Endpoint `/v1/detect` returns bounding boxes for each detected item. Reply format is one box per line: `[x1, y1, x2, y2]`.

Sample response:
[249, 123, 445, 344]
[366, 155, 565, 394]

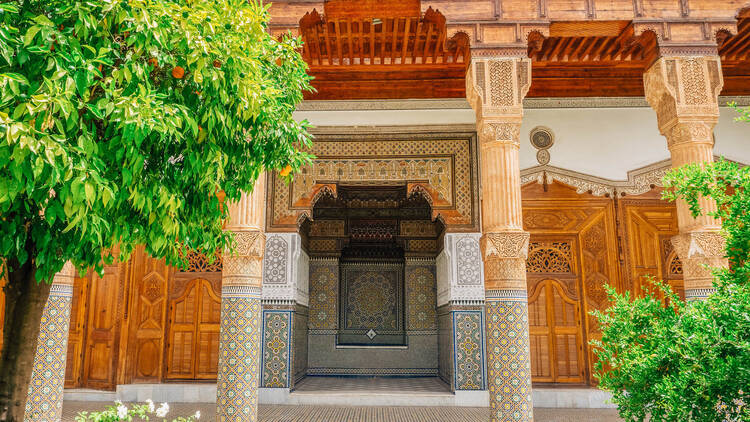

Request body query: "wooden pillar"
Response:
[467, 56, 534, 422]
[644, 56, 729, 300]
[24, 262, 75, 421]
[217, 178, 266, 421]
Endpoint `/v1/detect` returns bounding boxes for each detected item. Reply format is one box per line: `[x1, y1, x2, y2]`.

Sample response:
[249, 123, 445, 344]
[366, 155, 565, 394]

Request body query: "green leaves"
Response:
[594, 158, 750, 421]
[0, 0, 312, 282]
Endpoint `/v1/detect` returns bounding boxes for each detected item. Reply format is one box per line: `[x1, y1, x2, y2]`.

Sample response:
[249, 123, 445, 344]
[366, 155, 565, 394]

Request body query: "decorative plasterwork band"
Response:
[437, 233, 485, 307]
[295, 96, 750, 111]
[267, 134, 480, 232]
[521, 160, 674, 197]
[262, 233, 310, 306]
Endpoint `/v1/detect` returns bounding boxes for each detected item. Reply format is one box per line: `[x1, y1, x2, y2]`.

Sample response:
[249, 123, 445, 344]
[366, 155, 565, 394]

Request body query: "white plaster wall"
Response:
[715, 106, 750, 164]
[519, 107, 669, 180]
[521, 106, 749, 180]
[294, 100, 749, 181]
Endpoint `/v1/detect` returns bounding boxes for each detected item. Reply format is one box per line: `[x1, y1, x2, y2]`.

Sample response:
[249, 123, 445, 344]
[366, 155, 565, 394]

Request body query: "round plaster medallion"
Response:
[536, 149, 550, 165]
[530, 126, 554, 150]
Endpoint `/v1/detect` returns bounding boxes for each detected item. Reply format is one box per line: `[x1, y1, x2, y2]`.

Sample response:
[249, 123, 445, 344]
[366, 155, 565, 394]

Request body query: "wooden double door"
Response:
[64, 247, 223, 389]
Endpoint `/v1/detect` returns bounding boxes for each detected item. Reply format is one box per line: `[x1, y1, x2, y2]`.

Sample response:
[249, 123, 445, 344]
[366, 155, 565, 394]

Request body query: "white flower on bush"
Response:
[195, 410, 201, 419]
[156, 402, 170, 418]
[146, 398, 155, 413]
[116, 403, 128, 419]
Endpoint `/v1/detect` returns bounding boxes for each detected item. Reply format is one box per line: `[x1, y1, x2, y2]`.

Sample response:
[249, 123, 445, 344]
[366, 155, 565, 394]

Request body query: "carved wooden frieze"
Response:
[268, 136, 479, 232]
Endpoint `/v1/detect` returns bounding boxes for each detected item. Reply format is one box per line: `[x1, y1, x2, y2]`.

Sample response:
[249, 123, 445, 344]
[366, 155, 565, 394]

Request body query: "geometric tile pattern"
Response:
[269, 138, 479, 231]
[485, 298, 534, 422]
[406, 265, 437, 330]
[261, 311, 292, 388]
[308, 260, 338, 330]
[437, 308, 454, 388]
[292, 308, 308, 384]
[263, 236, 289, 284]
[453, 311, 485, 390]
[216, 292, 262, 422]
[344, 269, 399, 330]
[25, 284, 73, 422]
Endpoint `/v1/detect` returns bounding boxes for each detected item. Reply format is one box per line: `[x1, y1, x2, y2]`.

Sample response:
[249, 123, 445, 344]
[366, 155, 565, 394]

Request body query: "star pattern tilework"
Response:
[261, 311, 291, 388]
[216, 294, 262, 422]
[453, 311, 485, 390]
[486, 299, 533, 422]
[24, 286, 73, 421]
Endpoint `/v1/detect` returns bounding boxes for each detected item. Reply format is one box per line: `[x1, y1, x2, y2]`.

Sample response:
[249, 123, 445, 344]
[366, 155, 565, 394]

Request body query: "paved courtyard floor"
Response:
[63, 402, 623, 421]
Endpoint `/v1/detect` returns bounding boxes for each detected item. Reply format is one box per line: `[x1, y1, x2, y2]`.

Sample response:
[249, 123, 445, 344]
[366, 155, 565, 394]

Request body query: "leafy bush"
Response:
[592, 159, 750, 422]
[75, 400, 199, 421]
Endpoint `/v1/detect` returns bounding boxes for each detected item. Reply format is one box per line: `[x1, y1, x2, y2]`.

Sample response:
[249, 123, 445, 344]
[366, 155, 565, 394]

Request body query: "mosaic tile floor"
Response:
[294, 376, 452, 393]
[63, 402, 623, 421]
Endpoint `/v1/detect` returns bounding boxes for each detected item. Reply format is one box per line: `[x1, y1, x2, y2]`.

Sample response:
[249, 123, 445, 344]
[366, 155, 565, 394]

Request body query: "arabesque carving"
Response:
[670, 231, 728, 298]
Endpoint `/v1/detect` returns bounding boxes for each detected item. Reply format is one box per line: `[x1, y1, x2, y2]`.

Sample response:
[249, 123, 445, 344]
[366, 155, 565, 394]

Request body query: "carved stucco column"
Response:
[24, 262, 75, 421]
[644, 56, 729, 300]
[217, 177, 266, 421]
[467, 56, 533, 422]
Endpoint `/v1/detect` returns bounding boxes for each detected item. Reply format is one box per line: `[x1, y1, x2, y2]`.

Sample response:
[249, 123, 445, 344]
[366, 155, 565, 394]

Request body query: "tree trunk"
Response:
[0, 258, 52, 421]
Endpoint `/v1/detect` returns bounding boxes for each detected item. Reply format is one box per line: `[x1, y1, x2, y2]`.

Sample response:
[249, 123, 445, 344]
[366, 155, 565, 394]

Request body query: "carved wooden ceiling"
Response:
[291, 1, 750, 99]
[299, 0, 469, 100]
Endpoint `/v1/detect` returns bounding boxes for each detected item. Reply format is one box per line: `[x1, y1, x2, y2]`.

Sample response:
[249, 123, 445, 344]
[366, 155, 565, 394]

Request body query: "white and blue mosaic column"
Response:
[25, 262, 75, 421]
[436, 234, 487, 392]
[260, 233, 309, 389]
[217, 230, 265, 421]
[482, 232, 533, 422]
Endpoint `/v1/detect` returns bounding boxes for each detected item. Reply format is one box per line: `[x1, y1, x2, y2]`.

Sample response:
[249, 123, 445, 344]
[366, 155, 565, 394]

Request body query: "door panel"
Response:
[528, 279, 585, 384]
[166, 278, 221, 380]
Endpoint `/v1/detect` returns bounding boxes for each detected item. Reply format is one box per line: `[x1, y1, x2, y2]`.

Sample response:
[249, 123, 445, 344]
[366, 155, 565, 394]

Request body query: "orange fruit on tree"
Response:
[279, 165, 292, 177]
[172, 66, 185, 79]
[148, 57, 158, 68]
[213, 60, 221, 68]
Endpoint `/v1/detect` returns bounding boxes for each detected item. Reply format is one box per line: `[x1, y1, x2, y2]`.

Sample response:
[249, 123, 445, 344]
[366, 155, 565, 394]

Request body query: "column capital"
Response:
[643, 55, 723, 144]
[481, 231, 530, 294]
[671, 231, 728, 300]
[466, 56, 531, 120]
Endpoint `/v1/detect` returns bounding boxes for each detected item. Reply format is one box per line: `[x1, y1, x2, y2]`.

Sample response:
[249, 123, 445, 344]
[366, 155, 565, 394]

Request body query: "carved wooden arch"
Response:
[294, 181, 449, 229]
[268, 133, 480, 232]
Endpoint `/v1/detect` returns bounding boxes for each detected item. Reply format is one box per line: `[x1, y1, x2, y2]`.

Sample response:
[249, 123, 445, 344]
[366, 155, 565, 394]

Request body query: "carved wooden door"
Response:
[82, 264, 124, 389]
[165, 278, 221, 380]
[121, 247, 170, 384]
[65, 274, 90, 388]
[528, 279, 585, 383]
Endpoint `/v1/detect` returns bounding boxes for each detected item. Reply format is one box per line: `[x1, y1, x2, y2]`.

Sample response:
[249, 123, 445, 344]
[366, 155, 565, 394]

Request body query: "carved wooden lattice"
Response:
[185, 250, 222, 272]
[527, 242, 573, 274]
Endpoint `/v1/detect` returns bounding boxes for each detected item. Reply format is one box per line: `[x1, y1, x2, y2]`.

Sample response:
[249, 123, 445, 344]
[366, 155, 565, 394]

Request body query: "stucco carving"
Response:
[481, 232, 530, 260]
[261, 233, 309, 306]
[230, 231, 266, 258]
[670, 231, 728, 299]
[644, 56, 723, 148]
[436, 234, 485, 306]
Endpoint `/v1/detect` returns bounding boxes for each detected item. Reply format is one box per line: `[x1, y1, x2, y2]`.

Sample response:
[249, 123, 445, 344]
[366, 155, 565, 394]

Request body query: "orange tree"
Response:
[0, 0, 311, 419]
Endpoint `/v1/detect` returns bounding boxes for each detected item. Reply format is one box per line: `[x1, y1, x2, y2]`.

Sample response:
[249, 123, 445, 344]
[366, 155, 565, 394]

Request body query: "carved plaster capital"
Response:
[671, 231, 728, 296]
[226, 230, 266, 259]
[478, 121, 522, 146]
[671, 231, 726, 260]
[480, 231, 530, 260]
[643, 56, 723, 138]
[467, 56, 531, 120]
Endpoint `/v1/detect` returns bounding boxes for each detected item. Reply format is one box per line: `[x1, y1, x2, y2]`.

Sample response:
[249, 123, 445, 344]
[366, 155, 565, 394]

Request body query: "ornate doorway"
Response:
[304, 185, 442, 376]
